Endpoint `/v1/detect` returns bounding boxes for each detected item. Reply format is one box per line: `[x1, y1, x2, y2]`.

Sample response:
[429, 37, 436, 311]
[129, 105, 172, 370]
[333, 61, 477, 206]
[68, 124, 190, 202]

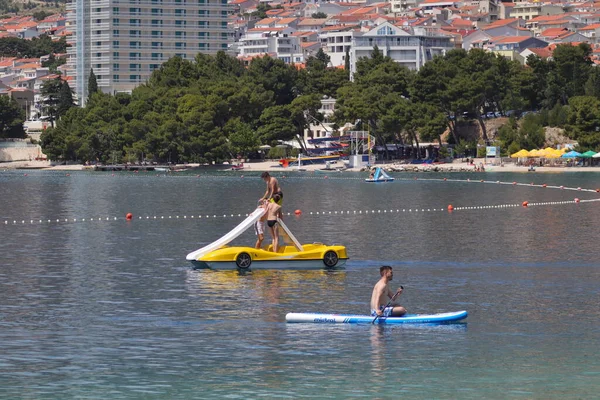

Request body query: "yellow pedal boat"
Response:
[186, 207, 348, 271]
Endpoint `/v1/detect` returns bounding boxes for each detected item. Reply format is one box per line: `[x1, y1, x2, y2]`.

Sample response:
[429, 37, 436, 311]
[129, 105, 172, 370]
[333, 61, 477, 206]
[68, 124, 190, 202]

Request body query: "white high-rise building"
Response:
[66, 0, 232, 104]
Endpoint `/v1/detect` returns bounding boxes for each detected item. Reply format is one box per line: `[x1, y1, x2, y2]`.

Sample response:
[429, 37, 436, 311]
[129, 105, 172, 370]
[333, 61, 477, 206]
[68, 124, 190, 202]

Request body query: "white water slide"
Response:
[185, 207, 304, 261]
[186, 207, 266, 261]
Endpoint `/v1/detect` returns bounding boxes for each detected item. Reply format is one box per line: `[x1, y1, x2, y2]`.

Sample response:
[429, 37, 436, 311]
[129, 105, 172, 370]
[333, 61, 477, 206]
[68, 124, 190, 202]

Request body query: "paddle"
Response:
[372, 285, 403, 324]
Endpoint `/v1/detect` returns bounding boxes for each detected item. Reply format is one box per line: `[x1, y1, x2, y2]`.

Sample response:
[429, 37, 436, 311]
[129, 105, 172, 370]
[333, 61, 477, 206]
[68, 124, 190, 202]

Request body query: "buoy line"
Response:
[2, 198, 599, 227]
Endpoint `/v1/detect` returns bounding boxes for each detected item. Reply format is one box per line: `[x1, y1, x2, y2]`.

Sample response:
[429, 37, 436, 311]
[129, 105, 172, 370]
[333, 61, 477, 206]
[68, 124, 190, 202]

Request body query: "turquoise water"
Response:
[1, 169, 599, 398]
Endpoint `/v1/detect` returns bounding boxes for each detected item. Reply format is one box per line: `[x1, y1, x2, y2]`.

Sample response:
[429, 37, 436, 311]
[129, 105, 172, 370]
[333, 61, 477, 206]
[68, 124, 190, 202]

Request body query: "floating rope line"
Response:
[2, 177, 598, 227]
[3, 198, 599, 227]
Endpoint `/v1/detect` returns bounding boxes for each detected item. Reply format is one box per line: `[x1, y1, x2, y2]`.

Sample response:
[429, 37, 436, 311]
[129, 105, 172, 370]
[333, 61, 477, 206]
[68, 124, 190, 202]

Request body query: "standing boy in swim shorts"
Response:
[370, 266, 406, 317]
[254, 200, 267, 249]
[265, 194, 283, 252]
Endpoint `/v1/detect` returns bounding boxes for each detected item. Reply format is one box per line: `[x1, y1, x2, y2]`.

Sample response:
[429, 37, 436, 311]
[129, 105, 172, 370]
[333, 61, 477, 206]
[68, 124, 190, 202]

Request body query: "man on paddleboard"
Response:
[370, 266, 406, 317]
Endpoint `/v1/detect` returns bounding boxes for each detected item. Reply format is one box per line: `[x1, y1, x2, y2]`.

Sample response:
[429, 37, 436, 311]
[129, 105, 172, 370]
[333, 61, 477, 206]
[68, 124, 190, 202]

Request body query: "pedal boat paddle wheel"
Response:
[186, 207, 348, 271]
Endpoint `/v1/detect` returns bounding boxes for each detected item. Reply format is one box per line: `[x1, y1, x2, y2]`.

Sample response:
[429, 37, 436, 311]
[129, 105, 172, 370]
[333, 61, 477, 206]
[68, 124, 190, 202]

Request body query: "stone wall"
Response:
[0, 146, 46, 162]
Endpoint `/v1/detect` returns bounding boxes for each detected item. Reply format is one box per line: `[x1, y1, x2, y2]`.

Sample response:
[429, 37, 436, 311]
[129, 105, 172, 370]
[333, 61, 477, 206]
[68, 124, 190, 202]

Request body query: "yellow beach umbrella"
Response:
[510, 149, 529, 158]
[528, 149, 543, 157]
[545, 150, 562, 159]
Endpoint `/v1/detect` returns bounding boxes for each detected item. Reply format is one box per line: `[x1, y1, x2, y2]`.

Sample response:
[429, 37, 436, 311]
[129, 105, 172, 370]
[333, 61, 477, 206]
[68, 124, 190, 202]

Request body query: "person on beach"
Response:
[370, 266, 406, 317]
[265, 194, 283, 252]
[261, 172, 283, 205]
[254, 200, 267, 249]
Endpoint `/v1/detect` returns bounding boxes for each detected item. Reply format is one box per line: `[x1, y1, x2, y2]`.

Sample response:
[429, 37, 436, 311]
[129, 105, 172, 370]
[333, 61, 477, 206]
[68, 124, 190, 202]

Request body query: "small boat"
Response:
[231, 162, 245, 171]
[365, 167, 394, 182]
[280, 154, 340, 167]
[285, 310, 468, 324]
[186, 207, 348, 271]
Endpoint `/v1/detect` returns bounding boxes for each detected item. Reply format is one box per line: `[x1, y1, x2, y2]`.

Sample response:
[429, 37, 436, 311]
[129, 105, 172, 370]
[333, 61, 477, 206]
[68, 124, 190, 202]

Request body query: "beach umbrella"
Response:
[593, 151, 600, 158]
[561, 150, 582, 158]
[579, 150, 597, 158]
[544, 149, 562, 159]
[510, 149, 529, 158]
[528, 149, 543, 157]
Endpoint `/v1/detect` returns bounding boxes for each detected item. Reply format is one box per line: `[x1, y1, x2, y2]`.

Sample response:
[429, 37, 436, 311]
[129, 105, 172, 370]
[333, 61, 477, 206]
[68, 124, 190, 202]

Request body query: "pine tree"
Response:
[0, 95, 27, 138]
[58, 80, 76, 115]
[345, 48, 350, 78]
[87, 68, 98, 103]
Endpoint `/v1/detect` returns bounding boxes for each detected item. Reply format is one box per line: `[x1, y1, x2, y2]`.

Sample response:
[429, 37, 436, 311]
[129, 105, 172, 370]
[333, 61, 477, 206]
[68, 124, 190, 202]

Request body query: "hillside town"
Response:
[1, 0, 600, 164]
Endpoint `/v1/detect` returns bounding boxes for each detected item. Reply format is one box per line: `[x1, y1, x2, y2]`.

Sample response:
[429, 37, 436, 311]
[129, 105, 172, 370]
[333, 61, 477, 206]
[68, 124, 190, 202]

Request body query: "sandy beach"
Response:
[2, 159, 600, 173]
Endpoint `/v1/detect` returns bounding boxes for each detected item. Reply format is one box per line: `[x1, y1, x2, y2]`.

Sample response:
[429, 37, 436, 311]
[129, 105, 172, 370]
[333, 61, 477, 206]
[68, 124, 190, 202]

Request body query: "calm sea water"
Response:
[1, 168, 599, 399]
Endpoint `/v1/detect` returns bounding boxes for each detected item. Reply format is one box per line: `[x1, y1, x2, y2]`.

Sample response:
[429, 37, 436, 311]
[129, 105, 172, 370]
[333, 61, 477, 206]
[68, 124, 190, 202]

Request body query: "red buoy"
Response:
[522, 201, 528, 207]
[294, 209, 302, 215]
[447, 205, 454, 211]
[443, 178, 447, 181]
[574, 198, 580, 203]
[126, 213, 133, 220]
[542, 184, 547, 188]
[513, 181, 517, 185]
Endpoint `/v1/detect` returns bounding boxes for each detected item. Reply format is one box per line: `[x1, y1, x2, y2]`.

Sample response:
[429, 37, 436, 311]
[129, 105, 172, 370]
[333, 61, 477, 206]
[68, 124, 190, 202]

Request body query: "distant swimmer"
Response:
[261, 171, 283, 205]
[370, 266, 406, 317]
[265, 194, 283, 252]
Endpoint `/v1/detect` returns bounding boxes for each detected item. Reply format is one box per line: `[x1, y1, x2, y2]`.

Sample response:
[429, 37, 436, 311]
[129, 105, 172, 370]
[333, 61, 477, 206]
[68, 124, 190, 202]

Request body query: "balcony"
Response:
[91, 11, 110, 19]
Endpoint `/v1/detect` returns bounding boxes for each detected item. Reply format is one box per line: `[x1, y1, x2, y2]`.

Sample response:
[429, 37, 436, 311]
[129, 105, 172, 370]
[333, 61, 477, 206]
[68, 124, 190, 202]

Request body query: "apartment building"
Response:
[66, 0, 232, 104]
[321, 29, 359, 67]
[350, 22, 454, 77]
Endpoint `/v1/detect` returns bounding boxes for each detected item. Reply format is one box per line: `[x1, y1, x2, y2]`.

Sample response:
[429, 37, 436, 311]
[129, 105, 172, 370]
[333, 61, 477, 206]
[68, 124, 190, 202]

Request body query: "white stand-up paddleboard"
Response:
[285, 311, 467, 324]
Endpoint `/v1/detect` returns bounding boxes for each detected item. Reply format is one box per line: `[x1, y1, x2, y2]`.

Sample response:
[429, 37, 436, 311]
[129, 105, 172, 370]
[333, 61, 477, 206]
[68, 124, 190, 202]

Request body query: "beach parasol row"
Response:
[510, 148, 573, 158]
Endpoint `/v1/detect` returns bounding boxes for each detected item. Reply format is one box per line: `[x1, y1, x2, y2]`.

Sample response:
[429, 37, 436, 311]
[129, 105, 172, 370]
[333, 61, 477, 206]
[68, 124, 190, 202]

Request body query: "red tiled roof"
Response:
[540, 28, 569, 38]
[483, 18, 519, 30]
[526, 47, 553, 58]
[579, 23, 600, 30]
[493, 35, 532, 44]
[300, 41, 319, 48]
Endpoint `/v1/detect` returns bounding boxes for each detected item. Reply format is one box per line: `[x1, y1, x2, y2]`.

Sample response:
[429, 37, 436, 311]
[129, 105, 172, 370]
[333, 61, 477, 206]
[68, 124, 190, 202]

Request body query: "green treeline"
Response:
[0, 34, 67, 58]
[40, 46, 600, 164]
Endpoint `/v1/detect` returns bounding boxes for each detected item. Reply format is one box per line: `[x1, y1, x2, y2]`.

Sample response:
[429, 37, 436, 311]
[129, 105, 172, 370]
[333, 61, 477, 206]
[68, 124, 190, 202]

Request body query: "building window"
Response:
[113, 75, 119, 81]
[129, 52, 141, 59]
[377, 26, 395, 35]
[198, 21, 207, 28]
[113, 7, 119, 12]
[152, 53, 162, 60]
[150, 64, 160, 70]
[113, 18, 119, 25]
[130, 75, 141, 81]
[129, 64, 141, 71]
[113, 30, 119, 36]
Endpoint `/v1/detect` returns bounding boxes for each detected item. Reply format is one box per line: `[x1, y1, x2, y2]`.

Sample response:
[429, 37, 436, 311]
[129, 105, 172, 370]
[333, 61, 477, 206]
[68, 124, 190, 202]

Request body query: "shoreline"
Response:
[2, 159, 600, 173]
